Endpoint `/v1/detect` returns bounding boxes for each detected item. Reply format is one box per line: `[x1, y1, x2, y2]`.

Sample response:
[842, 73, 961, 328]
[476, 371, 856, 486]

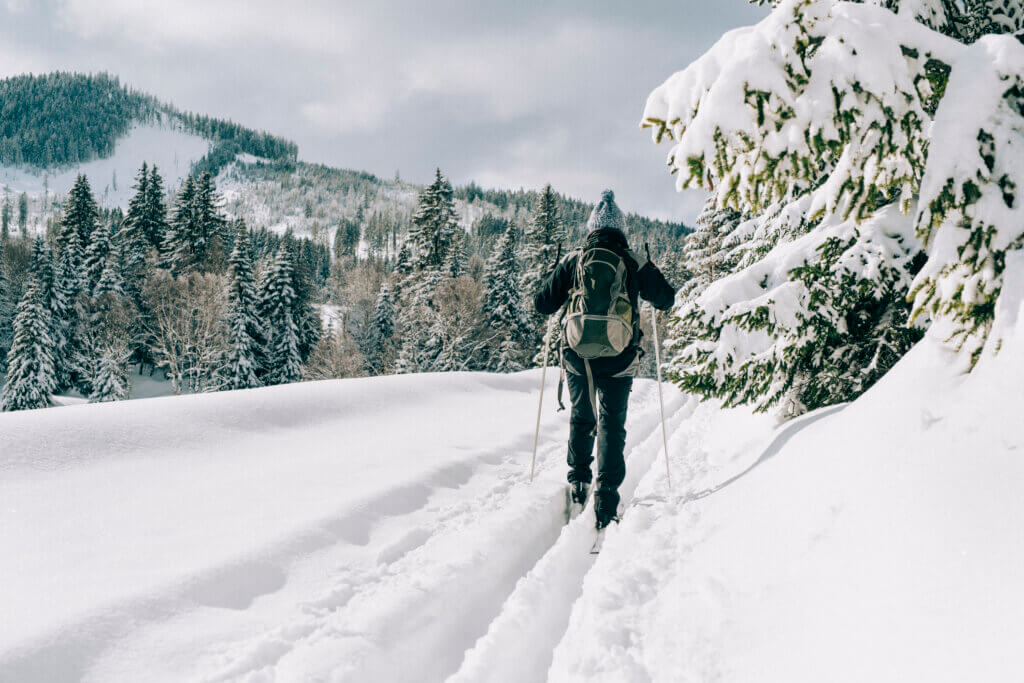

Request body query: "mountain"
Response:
[0, 72, 690, 255]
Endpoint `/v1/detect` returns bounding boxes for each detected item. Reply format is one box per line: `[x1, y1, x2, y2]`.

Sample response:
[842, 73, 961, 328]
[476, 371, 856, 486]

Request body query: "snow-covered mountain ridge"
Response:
[2, 312, 1021, 681]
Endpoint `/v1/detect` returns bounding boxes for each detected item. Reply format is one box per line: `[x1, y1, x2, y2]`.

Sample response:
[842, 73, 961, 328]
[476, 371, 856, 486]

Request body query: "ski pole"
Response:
[646, 243, 672, 490]
[530, 243, 562, 483]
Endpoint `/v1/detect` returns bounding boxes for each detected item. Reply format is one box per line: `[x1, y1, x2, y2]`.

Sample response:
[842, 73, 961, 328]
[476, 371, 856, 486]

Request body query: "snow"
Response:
[3, 325, 1023, 681]
[0, 124, 210, 209]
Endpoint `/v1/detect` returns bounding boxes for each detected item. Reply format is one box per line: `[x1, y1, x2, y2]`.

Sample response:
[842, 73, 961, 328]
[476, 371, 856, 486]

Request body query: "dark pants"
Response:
[565, 370, 632, 518]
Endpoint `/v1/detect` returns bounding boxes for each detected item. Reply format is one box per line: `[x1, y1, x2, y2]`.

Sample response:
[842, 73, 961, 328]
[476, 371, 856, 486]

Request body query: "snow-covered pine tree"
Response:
[164, 172, 226, 275]
[162, 174, 195, 274]
[364, 280, 396, 373]
[88, 349, 129, 402]
[17, 192, 27, 235]
[51, 247, 81, 389]
[84, 219, 115, 294]
[61, 174, 100, 254]
[143, 165, 169, 250]
[0, 193, 10, 241]
[120, 163, 153, 297]
[677, 200, 743, 302]
[407, 168, 459, 272]
[646, 0, 1023, 418]
[1, 275, 55, 411]
[445, 227, 468, 278]
[482, 223, 531, 371]
[284, 233, 323, 363]
[219, 229, 264, 390]
[258, 248, 303, 385]
[0, 239, 13, 365]
[520, 184, 565, 365]
[909, 32, 1024, 366]
[643, 0, 958, 417]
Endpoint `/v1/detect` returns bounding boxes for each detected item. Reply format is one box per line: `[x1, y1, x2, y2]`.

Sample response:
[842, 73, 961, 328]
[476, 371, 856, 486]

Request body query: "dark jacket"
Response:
[534, 228, 676, 377]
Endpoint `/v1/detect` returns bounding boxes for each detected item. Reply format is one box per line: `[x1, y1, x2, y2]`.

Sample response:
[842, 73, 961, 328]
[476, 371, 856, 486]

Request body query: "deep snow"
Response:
[2, 330, 1022, 681]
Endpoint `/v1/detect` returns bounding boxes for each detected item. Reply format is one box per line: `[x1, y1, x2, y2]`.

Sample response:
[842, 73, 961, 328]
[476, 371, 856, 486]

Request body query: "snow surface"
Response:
[0, 124, 210, 209]
[2, 331, 1023, 681]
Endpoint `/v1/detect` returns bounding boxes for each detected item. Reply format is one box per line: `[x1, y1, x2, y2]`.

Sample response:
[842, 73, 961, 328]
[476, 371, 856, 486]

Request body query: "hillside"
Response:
[0, 72, 690, 250]
[1, 325, 1021, 681]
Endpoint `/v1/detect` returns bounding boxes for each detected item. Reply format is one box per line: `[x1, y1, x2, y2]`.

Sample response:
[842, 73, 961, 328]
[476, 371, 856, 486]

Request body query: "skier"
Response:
[534, 190, 676, 530]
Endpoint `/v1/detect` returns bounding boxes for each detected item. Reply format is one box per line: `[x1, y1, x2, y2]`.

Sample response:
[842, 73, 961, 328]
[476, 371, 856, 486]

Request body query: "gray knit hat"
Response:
[586, 189, 627, 232]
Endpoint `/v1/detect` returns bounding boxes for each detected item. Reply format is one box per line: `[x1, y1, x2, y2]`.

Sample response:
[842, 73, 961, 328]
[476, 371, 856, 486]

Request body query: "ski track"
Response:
[14, 379, 688, 683]
[449, 386, 694, 683]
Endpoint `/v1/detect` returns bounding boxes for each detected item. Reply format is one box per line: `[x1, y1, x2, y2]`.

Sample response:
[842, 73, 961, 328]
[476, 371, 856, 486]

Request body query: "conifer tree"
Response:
[482, 224, 530, 371]
[50, 248, 80, 389]
[61, 174, 100, 252]
[220, 229, 264, 389]
[143, 165, 169, 250]
[88, 350, 129, 402]
[1, 192, 10, 241]
[258, 249, 303, 385]
[162, 174, 196, 274]
[0, 239, 13, 364]
[677, 200, 743, 302]
[1, 276, 55, 411]
[120, 163, 152, 297]
[84, 220, 115, 294]
[520, 185, 565, 364]
[407, 168, 459, 272]
[373, 282, 395, 342]
[17, 192, 28, 235]
[364, 281, 396, 373]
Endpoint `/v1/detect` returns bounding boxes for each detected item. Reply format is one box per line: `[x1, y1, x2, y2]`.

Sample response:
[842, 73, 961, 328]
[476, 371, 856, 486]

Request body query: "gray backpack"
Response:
[563, 247, 634, 359]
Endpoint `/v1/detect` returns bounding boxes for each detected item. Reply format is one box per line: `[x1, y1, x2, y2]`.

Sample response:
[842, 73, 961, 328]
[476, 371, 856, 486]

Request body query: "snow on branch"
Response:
[642, 0, 959, 222]
[911, 33, 1024, 364]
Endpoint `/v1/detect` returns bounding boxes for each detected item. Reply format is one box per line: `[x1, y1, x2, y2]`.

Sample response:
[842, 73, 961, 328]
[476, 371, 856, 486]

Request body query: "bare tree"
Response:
[143, 272, 226, 394]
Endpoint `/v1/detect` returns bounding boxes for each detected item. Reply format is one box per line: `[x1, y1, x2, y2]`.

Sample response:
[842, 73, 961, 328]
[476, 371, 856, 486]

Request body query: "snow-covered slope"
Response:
[0, 124, 210, 210]
[2, 331, 1022, 681]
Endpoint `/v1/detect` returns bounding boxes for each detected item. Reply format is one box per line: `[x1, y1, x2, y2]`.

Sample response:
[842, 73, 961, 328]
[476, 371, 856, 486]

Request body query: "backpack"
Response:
[563, 247, 635, 359]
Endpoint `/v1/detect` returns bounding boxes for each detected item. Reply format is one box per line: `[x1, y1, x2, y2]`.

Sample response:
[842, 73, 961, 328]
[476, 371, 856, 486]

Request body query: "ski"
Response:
[589, 528, 606, 554]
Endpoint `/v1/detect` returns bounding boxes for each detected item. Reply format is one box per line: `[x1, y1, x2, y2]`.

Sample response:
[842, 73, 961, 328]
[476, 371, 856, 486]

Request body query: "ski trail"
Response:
[80, 418, 575, 682]
[448, 386, 694, 683]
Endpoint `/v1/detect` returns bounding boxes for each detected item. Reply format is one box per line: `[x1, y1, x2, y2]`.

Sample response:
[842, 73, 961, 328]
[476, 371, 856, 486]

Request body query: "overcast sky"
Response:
[0, 0, 767, 222]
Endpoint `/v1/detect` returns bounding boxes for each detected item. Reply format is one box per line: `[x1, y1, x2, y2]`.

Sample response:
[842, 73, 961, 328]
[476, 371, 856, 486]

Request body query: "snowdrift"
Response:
[3, 331, 1022, 681]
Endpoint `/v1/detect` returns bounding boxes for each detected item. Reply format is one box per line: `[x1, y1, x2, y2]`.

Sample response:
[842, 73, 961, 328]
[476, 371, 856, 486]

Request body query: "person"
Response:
[534, 190, 676, 530]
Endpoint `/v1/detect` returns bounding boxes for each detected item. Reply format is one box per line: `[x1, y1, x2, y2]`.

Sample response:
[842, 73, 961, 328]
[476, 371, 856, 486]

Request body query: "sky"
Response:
[0, 0, 767, 223]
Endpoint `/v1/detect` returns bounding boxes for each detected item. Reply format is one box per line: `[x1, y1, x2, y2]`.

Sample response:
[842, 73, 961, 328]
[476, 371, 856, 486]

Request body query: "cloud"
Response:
[57, 0, 358, 53]
[5, 0, 767, 219]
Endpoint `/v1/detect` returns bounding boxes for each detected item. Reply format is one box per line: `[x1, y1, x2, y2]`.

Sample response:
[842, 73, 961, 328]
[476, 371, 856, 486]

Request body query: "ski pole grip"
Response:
[645, 242, 652, 263]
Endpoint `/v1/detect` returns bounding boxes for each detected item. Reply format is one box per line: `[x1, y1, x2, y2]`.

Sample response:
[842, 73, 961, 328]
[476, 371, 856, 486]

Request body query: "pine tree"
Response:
[1, 276, 56, 411]
[677, 200, 743, 301]
[120, 163, 152, 297]
[88, 349, 129, 402]
[163, 171, 226, 274]
[1, 192, 10, 240]
[84, 220, 115, 293]
[482, 223, 530, 371]
[0, 239, 13, 364]
[61, 174, 100, 253]
[258, 249, 303, 385]
[520, 185, 565, 364]
[143, 165, 169, 250]
[220, 229, 264, 389]
[50, 248, 81, 389]
[407, 168, 459, 272]
[364, 280, 396, 373]
[162, 174, 195, 274]
[17, 192, 28, 235]
[373, 282, 395, 342]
